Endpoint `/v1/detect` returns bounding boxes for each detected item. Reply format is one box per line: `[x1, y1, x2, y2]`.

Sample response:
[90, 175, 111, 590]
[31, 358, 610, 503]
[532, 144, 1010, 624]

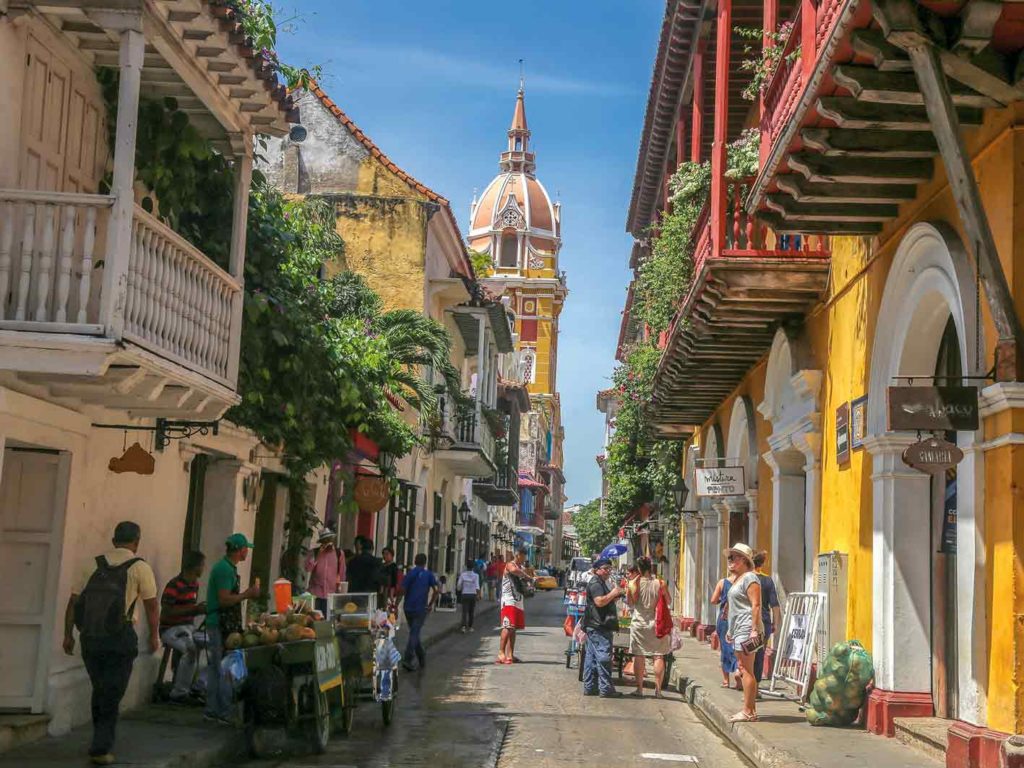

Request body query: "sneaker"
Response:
[460, 626, 467, 633]
[468, 627, 475, 632]
[89, 756, 115, 766]
[583, 690, 598, 697]
[600, 691, 625, 699]
[401, 661, 416, 672]
[203, 713, 232, 726]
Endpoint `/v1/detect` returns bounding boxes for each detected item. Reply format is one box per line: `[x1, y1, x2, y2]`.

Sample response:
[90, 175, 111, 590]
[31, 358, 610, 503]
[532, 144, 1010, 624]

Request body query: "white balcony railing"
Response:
[0, 189, 240, 387]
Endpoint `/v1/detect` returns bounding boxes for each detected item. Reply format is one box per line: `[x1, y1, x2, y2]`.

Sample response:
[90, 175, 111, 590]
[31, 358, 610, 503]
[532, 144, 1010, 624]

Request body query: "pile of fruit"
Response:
[805, 639, 874, 727]
[334, 600, 370, 629]
[224, 611, 319, 650]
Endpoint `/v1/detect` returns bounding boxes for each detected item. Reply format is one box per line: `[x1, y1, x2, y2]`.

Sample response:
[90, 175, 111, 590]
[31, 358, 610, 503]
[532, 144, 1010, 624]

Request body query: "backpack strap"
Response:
[116, 558, 143, 620]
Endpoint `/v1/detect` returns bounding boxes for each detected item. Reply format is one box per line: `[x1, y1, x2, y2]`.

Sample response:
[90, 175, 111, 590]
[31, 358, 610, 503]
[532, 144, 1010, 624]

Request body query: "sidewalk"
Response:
[673, 640, 940, 768]
[0, 600, 501, 768]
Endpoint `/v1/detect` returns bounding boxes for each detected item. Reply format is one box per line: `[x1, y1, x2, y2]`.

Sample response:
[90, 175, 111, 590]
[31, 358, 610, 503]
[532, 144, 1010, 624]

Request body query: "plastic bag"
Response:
[670, 626, 686, 652]
[222, 649, 247, 693]
[573, 621, 587, 646]
[806, 640, 874, 727]
[563, 615, 575, 637]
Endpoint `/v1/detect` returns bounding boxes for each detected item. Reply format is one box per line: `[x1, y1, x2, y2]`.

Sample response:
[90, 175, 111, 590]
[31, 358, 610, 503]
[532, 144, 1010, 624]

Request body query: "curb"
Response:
[679, 677, 816, 768]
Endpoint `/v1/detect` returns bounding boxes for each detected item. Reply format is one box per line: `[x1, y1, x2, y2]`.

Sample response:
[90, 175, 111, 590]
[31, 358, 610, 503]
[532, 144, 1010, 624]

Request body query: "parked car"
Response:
[534, 569, 558, 591]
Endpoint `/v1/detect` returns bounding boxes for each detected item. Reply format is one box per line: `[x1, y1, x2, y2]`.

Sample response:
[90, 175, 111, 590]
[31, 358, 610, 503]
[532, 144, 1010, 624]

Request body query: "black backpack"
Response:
[74, 556, 142, 639]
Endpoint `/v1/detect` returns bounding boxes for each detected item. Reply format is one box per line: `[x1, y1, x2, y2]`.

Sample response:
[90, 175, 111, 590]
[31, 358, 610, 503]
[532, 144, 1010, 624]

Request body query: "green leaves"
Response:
[572, 499, 620, 557]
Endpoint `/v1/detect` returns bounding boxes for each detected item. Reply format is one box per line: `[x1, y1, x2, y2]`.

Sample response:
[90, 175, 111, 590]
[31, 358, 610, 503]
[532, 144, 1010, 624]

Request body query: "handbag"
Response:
[654, 581, 673, 638]
[740, 635, 765, 654]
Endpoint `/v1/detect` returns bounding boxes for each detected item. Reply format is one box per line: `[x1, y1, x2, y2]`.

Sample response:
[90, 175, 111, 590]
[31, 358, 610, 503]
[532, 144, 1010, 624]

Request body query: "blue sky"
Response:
[276, 1, 664, 505]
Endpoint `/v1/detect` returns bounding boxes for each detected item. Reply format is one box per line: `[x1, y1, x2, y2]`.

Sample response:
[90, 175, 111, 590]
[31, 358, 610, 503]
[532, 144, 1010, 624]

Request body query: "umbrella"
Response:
[600, 543, 627, 559]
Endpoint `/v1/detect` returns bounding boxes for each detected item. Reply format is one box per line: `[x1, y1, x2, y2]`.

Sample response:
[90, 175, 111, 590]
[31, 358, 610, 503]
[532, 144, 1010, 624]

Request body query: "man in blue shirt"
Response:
[398, 553, 438, 672]
[753, 551, 782, 683]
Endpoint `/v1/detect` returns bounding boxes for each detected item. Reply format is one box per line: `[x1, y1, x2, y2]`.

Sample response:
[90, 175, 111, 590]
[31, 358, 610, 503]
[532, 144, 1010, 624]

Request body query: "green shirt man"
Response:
[205, 533, 260, 629]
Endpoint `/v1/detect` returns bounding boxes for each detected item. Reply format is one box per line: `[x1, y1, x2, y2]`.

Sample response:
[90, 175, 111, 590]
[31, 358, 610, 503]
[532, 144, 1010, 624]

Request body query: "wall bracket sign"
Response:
[902, 436, 964, 473]
[694, 466, 746, 497]
[887, 386, 979, 432]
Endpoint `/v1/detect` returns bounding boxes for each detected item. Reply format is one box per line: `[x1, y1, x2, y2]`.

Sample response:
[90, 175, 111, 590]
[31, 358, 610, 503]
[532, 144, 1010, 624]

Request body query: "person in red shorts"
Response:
[498, 548, 531, 664]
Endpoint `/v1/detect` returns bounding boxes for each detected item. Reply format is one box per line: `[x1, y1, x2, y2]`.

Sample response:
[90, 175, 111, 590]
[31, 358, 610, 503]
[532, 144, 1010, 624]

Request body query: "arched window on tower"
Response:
[499, 232, 518, 268]
[515, 138, 523, 151]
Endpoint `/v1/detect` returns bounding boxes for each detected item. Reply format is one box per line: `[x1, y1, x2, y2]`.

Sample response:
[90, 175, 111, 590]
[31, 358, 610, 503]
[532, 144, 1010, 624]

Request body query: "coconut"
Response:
[225, 632, 243, 650]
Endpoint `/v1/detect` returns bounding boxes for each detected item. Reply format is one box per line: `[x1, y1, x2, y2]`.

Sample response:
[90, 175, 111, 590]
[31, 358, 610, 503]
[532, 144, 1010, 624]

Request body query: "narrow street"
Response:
[229, 592, 747, 768]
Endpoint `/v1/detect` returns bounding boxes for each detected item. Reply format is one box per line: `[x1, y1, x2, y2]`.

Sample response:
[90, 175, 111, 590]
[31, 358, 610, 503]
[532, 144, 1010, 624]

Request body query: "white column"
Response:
[795, 431, 822, 590]
[864, 434, 931, 693]
[956, 440, 987, 725]
[683, 515, 699, 619]
[226, 138, 253, 386]
[745, 490, 759, 550]
[763, 448, 806, 602]
[100, 25, 144, 339]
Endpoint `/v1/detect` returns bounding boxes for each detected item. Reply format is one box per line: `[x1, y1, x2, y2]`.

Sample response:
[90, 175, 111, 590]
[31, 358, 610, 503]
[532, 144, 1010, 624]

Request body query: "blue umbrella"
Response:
[601, 543, 627, 559]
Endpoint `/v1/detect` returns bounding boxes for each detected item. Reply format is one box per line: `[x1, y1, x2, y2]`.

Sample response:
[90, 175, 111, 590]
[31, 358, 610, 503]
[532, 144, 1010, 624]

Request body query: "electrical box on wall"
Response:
[816, 550, 849, 666]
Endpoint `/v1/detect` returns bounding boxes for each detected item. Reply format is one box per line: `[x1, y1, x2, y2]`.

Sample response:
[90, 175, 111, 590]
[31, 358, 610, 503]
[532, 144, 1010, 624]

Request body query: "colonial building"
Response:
[0, 0, 315, 736]
[263, 83, 524, 582]
[468, 85, 569, 565]
[624, 0, 1024, 763]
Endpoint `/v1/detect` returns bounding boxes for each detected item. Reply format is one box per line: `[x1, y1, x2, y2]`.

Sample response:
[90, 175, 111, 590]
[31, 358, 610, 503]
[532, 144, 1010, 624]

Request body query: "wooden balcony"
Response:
[434, 401, 498, 479]
[649, 179, 830, 431]
[472, 463, 520, 506]
[0, 190, 240, 417]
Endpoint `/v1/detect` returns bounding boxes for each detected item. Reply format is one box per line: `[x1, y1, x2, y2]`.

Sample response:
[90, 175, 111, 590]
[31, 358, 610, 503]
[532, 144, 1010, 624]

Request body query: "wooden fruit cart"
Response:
[240, 620, 355, 756]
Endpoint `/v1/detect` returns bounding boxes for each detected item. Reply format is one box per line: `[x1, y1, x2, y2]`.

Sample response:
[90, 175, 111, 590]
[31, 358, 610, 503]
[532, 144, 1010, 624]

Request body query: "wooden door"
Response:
[181, 454, 208, 567]
[250, 475, 278, 590]
[0, 448, 69, 712]
[728, 508, 749, 548]
[20, 36, 71, 192]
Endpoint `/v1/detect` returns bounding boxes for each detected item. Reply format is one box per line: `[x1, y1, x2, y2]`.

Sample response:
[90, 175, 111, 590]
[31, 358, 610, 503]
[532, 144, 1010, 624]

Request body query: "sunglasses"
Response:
[727, 554, 742, 561]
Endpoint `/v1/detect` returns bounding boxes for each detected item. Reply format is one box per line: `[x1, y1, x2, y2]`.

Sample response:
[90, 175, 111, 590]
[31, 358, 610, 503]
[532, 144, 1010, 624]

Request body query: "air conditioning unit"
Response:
[815, 550, 849, 667]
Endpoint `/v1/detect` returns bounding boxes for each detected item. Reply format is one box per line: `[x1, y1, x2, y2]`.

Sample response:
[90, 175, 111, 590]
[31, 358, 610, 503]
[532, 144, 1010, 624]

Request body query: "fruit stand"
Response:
[239, 617, 355, 757]
[331, 592, 400, 727]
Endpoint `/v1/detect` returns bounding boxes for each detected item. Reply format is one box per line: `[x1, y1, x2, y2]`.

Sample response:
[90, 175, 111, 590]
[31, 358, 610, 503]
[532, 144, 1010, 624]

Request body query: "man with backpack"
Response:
[62, 521, 159, 766]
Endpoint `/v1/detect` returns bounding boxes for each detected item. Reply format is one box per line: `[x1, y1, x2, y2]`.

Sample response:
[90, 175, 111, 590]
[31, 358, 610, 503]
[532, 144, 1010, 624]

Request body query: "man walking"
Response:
[348, 538, 383, 593]
[205, 533, 261, 724]
[498, 549, 530, 664]
[159, 550, 207, 703]
[398, 553, 438, 671]
[457, 559, 482, 633]
[582, 558, 624, 698]
[63, 521, 160, 765]
[485, 553, 502, 601]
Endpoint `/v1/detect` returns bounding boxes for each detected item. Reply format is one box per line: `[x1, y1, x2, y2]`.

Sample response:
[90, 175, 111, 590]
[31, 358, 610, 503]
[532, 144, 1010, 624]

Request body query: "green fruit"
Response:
[242, 632, 261, 648]
[225, 632, 243, 650]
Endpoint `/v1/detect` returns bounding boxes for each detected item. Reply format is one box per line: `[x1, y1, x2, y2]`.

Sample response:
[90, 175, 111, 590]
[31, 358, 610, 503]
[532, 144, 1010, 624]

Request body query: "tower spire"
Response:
[504, 71, 534, 173]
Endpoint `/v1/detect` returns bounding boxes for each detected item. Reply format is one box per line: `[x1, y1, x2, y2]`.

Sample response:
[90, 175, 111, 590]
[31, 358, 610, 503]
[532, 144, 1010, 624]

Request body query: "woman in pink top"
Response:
[304, 531, 344, 614]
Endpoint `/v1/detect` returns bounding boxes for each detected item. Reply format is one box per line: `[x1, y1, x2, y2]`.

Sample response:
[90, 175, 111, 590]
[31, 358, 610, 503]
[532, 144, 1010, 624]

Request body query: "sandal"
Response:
[628, 690, 644, 698]
[729, 711, 758, 723]
[511, 656, 523, 663]
[495, 656, 506, 665]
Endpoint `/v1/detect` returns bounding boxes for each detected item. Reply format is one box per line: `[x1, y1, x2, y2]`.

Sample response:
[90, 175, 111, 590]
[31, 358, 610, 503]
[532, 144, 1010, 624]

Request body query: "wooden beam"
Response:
[952, 1, 1002, 56]
[801, 128, 937, 158]
[788, 152, 932, 184]
[817, 96, 984, 130]
[776, 174, 917, 203]
[765, 195, 898, 221]
[691, 40, 705, 163]
[834, 65, 998, 109]
[851, 29, 912, 71]
[758, 211, 883, 234]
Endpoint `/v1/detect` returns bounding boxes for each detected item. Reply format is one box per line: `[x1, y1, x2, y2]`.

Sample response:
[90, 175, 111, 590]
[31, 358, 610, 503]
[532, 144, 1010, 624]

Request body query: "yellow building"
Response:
[469, 87, 569, 562]
[624, 1, 1024, 763]
[264, 84, 521, 579]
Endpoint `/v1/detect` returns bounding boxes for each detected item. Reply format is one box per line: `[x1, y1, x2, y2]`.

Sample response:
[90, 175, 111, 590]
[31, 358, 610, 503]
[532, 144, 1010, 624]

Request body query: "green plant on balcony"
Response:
[469, 248, 494, 278]
[735, 22, 800, 102]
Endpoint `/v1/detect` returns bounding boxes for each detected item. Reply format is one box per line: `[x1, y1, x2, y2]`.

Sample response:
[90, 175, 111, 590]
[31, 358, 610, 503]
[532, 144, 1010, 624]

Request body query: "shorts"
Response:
[500, 605, 525, 631]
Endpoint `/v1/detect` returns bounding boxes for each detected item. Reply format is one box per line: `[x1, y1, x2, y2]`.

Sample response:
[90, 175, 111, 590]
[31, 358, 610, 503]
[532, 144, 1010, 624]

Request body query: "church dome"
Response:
[468, 88, 561, 266]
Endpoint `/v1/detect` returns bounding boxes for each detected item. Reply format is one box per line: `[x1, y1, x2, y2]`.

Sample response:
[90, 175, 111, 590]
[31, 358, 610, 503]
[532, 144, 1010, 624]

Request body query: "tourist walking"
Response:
[626, 556, 670, 698]
[158, 550, 207, 703]
[63, 521, 160, 766]
[205, 533, 261, 724]
[347, 538, 382, 594]
[753, 550, 782, 683]
[304, 530, 343, 615]
[486, 553, 503, 600]
[498, 549, 530, 664]
[725, 543, 764, 722]
[457, 559, 482, 632]
[398, 553, 438, 671]
[581, 558, 624, 698]
[710, 573, 739, 689]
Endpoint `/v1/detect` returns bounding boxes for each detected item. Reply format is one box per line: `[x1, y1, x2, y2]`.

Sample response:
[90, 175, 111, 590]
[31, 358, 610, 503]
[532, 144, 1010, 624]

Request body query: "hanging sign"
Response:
[694, 466, 745, 497]
[902, 436, 964, 473]
[835, 402, 851, 465]
[887, 386, 979, 432]
[353, 474, 390, 513]
[851, 395, 868, 450]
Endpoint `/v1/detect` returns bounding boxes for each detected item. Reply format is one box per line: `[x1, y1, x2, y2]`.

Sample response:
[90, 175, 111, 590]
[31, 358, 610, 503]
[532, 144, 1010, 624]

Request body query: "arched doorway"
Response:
[758, 327, 822, 599]
[865, 222, 986, 728]
[724, 396, 758, 548]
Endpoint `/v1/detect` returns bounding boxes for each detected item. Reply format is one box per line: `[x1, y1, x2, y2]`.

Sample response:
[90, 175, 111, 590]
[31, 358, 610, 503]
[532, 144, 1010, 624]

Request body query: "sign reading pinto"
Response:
[694, 466, 746, 497]
[887, 386, 979, 432]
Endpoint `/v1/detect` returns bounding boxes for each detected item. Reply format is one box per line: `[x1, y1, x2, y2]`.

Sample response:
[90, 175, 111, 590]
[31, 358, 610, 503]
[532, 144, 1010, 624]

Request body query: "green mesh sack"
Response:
[805, 639, 874, 727]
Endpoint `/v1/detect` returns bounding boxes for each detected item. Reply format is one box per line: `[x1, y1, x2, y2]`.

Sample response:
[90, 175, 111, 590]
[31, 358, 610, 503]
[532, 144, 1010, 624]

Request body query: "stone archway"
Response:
[864, 222, 986, 728]
[758, 326, 822, 599]
[724, 396, 759, 548]
[697, 424, 725, 635]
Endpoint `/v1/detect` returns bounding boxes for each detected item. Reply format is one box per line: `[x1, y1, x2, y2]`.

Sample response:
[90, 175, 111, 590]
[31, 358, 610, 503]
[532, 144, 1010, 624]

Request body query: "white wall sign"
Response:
[694, 466, 746, 497]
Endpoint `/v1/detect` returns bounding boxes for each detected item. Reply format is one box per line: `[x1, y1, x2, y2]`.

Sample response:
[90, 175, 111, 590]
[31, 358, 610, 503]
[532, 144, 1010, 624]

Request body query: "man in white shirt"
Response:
[456, 559, 482, 633]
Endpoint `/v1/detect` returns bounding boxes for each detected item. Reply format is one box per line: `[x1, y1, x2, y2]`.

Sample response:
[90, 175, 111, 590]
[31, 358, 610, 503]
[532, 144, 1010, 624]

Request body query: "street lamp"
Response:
[457, 500, 471, 526]
[671, 476, 689, 511]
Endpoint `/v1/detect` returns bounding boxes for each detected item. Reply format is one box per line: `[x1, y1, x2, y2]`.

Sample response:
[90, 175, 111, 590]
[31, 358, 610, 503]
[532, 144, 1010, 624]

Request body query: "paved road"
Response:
[227, 590, 748, 768]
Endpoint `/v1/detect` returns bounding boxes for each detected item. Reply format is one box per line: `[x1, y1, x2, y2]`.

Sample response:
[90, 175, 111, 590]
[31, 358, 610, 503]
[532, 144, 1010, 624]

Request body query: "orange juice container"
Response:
[273, 579, 292, 614]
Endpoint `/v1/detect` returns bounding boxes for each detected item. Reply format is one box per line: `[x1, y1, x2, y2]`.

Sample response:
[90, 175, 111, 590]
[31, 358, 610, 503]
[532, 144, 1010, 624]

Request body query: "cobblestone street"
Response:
[227, 591, 747, 768]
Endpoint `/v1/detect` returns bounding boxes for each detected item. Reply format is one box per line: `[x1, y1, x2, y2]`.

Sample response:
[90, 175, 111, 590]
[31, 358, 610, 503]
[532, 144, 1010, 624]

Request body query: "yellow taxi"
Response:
[534, 569, 559, 591]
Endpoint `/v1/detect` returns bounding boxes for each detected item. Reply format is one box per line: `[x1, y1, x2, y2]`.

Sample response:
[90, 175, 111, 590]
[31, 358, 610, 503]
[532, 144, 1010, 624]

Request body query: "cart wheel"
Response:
[242, 702, 266, 759]
[337, 704, 355, 736]
[381, 699, 394, 726]
[565, 648, 571, 669]
[307, 686, 330, 754]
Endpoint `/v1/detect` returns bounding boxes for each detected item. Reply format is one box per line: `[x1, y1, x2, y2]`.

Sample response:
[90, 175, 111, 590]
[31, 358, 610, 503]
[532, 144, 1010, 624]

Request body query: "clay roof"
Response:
[304, 81, 476, 280]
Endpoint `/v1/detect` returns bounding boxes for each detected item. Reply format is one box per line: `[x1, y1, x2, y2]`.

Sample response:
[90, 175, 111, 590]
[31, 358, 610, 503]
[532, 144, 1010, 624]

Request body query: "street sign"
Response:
[694, 466, 745, 497]
[887, 386, 979, 431]
[902, 436, 964, 473]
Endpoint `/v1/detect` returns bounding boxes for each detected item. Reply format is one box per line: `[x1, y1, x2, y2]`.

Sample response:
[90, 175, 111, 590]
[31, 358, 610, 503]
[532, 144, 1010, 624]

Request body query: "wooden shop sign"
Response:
[902, 436, 964, 473]
[835, 402, 851, 465]
[887, 386, 979, 432]
[353, 474, 390, 513]
[694, 466, 745, 497]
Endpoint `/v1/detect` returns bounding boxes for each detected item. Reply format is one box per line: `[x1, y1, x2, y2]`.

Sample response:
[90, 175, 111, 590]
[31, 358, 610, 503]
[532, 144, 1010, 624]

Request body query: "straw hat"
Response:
[317, 530, 337, 543]
[724, 542, 755, 568]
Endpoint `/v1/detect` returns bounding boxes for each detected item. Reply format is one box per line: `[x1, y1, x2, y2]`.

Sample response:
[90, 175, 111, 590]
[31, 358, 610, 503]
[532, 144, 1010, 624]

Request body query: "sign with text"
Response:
[887, 386, 979, 432]
[694, 466, 746, 497]
[902, 436, 964, 473]
[835, 402, 851, 465]
[851, 395, 868, 450]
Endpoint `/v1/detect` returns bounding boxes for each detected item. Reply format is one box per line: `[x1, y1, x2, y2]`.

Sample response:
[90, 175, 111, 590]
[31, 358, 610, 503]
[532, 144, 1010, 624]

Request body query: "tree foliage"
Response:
[572, 498, 619, 558]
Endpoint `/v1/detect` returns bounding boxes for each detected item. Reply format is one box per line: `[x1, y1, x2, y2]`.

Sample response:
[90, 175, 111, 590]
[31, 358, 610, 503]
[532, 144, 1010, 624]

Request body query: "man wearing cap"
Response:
[204, 533, 261, 724]
[582, 558, 625, 698]
[304, 530, 344, 615]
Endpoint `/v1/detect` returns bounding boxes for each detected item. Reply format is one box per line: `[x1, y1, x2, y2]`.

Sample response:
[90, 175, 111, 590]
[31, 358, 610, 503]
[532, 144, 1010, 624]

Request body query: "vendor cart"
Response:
[240, 619, 354, 757]
[331, 593, 400, 727]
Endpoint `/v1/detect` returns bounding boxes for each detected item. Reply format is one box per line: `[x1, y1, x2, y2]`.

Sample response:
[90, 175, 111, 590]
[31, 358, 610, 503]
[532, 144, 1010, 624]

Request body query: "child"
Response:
[436, 575, 456, 610]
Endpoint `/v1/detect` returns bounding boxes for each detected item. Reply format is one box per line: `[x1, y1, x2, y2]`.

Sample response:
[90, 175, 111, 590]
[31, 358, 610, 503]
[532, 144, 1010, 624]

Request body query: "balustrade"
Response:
[0, 191, 113, 328]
